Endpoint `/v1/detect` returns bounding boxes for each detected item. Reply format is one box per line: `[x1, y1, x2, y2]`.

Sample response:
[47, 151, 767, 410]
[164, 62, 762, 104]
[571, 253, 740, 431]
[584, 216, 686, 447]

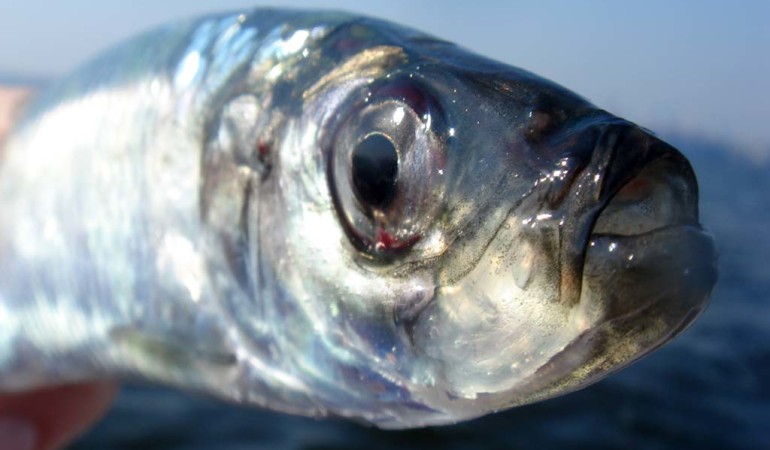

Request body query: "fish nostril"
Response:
[592, 158, 697, 236]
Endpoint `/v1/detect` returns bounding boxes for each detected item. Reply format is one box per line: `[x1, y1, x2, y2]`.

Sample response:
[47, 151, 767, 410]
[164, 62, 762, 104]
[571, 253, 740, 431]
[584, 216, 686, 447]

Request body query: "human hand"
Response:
[0, 87, 32, 152]
[0, 383, 118, 450]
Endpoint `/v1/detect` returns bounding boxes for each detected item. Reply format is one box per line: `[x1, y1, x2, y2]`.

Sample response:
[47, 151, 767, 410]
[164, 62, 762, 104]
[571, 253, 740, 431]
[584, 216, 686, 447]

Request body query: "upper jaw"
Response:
[539, 123, 718, 391]
[578, 123, 715, 308]
[549, 120, 703, 306]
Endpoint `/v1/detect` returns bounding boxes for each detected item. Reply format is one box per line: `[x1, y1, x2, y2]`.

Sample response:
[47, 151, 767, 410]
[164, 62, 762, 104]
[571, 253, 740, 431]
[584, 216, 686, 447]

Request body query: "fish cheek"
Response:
[410, 232, 567, 397]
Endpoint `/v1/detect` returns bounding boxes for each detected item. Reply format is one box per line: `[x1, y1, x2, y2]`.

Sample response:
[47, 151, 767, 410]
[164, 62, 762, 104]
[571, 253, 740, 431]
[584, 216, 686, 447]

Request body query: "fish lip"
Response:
[575, 124, 718, 311]
[590, 223, 717, 325]
[555, 121, 696, 307]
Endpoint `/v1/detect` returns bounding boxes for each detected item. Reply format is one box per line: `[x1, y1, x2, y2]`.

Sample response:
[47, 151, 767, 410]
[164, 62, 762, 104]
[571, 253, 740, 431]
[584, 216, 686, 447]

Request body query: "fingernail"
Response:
[0, 416, 37, 450]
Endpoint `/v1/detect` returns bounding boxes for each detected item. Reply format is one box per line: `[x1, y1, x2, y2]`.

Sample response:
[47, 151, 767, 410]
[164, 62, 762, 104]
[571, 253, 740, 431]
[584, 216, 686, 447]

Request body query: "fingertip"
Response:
[0, 382, 118, 450]
[0, 416, 36, 450]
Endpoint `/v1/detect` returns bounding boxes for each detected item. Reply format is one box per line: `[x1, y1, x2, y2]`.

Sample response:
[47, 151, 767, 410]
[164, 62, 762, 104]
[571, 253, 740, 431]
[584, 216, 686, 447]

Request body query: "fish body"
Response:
[0, 9, 716, 427]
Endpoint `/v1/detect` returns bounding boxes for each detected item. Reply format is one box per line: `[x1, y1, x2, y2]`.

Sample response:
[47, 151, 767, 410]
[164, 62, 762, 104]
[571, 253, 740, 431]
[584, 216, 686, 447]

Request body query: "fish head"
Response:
[242, 20, 717, 426]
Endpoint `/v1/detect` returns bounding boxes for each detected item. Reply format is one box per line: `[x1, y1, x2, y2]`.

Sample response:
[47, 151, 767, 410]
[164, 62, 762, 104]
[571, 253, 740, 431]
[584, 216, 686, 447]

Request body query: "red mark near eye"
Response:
[257, 140, 270, 158]
[374, 227, 420, 253]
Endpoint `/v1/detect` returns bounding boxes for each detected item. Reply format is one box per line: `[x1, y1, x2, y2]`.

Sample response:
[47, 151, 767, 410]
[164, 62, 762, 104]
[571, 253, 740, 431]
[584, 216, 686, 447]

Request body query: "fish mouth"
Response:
[577, 152, 718, 355]
[581, 131, 718, 324]
[521, 215, 717, 402]
[551, 126, 717, 393]
[556, 121, 717, 317]
[490, 127, 718, 407]
[551, 121, 700, 307]
[575, 119, 717, 322]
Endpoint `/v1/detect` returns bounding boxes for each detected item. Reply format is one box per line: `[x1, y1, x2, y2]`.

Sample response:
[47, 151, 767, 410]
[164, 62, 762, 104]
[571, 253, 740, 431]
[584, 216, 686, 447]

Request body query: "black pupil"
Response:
[351, 133, 399, 208]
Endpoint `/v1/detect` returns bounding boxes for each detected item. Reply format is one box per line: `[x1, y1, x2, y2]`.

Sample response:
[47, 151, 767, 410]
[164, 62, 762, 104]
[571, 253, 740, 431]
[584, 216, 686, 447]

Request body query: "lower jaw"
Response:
[582, 222, 716, 322]
[506, 224, 719, 397]
[492, 286, 708, 412]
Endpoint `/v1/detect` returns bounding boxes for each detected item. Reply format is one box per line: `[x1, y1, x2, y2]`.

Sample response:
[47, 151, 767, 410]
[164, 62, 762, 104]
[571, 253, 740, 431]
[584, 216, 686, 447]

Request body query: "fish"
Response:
[0, 9, 717, 428]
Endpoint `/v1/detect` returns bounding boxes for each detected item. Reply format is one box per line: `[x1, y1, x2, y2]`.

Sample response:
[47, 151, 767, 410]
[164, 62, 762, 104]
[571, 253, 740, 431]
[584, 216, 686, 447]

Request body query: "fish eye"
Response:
[351, 133, 399, 209]
[328, 78, 447, 260]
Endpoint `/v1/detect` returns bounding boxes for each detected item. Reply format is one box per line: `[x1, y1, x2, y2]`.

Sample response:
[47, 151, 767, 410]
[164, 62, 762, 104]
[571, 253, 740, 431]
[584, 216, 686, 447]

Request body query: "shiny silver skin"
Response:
[0, 9, 716, 427]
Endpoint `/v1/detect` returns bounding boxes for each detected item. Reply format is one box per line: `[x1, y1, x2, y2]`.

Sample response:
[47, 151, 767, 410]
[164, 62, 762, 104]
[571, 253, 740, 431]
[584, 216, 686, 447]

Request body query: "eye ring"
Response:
[350, 132, 400, 210]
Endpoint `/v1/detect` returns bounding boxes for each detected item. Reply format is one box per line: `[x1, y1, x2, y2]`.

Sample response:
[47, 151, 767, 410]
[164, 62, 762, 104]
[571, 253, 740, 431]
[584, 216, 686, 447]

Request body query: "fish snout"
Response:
[578, 124, 717, 332]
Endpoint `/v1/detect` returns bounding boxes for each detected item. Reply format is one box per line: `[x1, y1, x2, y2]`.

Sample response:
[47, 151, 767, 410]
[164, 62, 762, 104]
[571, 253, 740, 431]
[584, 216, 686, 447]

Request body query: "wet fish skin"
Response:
[0, 9, 716, 427]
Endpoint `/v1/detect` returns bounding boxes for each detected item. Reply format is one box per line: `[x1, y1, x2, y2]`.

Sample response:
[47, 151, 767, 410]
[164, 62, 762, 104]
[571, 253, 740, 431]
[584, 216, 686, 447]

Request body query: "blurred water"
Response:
[67, 136, 769, 450]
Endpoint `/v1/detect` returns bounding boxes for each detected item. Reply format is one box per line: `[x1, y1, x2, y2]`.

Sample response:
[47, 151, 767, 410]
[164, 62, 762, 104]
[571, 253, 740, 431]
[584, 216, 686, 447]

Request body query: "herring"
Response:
[0, 9, 717, 428]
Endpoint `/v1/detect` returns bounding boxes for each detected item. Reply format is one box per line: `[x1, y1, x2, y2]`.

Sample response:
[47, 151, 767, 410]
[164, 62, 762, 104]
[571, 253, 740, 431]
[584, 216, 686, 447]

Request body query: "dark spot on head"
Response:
[525, 109, 554, 143]
[257, 140, 270, 160]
